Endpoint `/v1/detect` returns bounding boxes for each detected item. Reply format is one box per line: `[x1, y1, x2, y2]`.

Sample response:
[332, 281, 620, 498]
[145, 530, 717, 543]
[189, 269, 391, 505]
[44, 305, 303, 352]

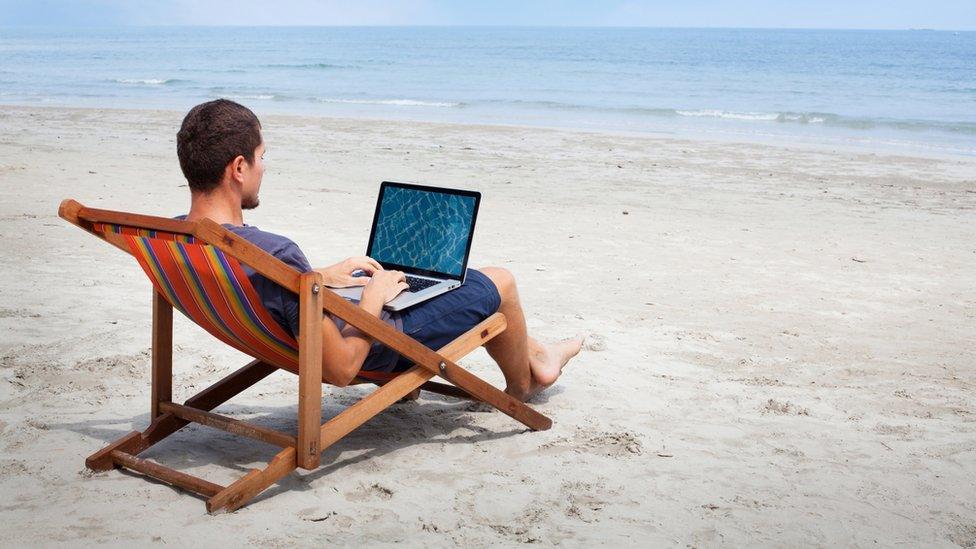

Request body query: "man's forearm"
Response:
[330, 293, 385, 385]
[357, 291, 385, 318]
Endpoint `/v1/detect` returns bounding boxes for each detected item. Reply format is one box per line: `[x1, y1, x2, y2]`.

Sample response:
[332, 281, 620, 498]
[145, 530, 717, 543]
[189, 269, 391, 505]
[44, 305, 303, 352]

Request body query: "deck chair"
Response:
[59, 199, 551, 513]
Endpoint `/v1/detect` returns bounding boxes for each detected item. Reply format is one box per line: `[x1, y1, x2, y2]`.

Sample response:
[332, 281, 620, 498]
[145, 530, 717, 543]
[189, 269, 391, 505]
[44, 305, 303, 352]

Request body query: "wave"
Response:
[314, 97, 460, 108]
[264, 62, 358, 70]
[665, 109, 976, 135]
[476, 99, 976, 135]
[206, 86, 289, 101]
[114, 78, 182, 85]
[224, 94, 277, 101]
[675, 109, 826, 124]
[177, 68, 247, 74]
[678, 109, 776, 121]
[643, 107, 974, 135]
[204, 90, 459, 107]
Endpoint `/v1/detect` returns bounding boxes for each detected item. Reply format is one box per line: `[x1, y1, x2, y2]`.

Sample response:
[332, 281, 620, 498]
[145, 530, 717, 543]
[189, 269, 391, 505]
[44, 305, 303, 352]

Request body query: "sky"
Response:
[1, 0, 974, 30]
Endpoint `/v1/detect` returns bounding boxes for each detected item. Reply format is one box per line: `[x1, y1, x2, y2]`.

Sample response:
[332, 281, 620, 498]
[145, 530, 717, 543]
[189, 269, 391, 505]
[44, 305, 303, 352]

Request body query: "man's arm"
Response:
[317, 270, 407, 386]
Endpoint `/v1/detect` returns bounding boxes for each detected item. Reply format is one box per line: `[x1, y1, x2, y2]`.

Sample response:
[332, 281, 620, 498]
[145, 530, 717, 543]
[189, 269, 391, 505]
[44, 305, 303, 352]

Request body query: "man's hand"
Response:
[361, 270, 409, 306]
[316, 256, 383, 288]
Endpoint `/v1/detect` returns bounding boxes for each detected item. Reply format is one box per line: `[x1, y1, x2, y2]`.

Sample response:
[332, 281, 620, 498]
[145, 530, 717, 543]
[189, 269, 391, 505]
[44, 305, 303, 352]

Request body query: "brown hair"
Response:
[176, 99, 262, 192]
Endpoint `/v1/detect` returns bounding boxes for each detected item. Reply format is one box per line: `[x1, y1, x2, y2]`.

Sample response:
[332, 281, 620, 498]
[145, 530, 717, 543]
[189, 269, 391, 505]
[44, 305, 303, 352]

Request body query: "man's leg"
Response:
[478, 267, 582, 401]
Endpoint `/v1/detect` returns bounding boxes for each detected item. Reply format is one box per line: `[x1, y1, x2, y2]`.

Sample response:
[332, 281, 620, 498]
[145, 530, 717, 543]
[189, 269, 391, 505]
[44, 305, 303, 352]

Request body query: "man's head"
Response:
[177, 99, 265, 209]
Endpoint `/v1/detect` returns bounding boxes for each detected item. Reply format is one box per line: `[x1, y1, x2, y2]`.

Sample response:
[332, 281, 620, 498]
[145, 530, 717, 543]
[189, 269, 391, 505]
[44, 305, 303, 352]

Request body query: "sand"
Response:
[0, 104, 974, 547]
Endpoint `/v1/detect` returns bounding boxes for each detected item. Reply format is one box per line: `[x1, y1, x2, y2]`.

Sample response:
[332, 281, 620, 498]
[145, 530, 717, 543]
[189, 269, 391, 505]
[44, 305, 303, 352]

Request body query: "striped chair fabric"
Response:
[95, 222, 299, 370]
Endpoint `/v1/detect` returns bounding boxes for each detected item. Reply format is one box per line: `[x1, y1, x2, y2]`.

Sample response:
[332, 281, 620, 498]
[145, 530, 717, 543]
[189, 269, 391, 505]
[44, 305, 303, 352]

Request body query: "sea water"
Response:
[1, 26, 973, 154]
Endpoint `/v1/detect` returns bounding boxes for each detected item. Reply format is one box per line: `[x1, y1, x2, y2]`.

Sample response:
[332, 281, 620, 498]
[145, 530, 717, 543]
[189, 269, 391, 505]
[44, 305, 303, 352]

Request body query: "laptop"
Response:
[331, 181, 481, 311]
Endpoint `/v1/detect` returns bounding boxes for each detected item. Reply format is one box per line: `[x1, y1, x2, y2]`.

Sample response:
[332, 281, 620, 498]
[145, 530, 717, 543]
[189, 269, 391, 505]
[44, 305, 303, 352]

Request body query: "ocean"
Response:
[1, 26, 974, 154]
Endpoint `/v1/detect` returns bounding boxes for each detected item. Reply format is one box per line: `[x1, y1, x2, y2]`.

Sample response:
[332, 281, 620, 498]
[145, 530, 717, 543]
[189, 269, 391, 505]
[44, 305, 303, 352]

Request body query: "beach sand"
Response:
[1, 105, 974, 547]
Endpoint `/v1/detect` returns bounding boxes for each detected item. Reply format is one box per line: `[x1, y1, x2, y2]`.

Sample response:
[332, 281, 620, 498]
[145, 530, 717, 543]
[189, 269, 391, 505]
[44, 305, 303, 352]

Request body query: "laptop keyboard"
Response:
[352, 270, 441, 292]
[405, 275, 439, 292]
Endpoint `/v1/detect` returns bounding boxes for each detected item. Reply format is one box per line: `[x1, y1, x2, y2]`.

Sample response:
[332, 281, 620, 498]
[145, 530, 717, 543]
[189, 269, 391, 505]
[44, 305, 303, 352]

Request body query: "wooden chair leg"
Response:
[296, 273, 323, 470]
[151, 290, 173, 419]
[86, 431, 142, 471]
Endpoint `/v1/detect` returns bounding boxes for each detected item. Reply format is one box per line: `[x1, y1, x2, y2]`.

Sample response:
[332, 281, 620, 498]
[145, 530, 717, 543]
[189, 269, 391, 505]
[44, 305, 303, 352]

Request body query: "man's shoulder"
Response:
[174, 215, 310, 271]
[226, 226, 310, 270]
[227, 224, 299, 253]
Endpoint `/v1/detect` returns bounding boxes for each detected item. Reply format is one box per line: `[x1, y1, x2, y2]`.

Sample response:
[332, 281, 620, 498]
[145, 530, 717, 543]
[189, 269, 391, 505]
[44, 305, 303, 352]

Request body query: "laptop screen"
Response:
[367, 182, 480, 280]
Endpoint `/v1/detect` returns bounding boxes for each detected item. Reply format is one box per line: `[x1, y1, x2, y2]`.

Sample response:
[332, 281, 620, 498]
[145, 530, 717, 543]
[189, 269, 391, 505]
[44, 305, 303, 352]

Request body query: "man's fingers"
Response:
[360, 257, 382, 274]
[348, 258, 376, 274]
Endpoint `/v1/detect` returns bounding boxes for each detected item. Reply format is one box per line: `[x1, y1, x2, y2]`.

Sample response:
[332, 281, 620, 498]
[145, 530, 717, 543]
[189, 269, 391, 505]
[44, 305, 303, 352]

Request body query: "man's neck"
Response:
[185, 187, 244, 226]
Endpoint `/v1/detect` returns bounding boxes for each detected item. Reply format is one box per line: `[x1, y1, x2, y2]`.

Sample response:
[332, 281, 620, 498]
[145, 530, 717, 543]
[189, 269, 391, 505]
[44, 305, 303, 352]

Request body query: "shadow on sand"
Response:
[49, 386, 548, 507]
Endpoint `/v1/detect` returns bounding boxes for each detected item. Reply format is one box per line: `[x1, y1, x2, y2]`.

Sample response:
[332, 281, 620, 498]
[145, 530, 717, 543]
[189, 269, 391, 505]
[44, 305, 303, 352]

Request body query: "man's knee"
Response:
[478, 266, 517, 301]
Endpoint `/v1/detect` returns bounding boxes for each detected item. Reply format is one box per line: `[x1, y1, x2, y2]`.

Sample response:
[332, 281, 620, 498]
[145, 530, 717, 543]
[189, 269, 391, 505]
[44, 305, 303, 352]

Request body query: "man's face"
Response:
[241, 142, 265, 210]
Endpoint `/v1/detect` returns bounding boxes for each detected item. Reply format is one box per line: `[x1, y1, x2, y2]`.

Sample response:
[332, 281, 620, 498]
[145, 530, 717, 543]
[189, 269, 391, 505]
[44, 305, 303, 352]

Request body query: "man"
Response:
[176, 99, 581, 401]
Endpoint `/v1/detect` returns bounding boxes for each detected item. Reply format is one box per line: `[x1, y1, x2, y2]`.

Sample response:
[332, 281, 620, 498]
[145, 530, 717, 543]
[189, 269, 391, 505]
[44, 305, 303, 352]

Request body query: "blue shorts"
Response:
[361, 269, 501, 373]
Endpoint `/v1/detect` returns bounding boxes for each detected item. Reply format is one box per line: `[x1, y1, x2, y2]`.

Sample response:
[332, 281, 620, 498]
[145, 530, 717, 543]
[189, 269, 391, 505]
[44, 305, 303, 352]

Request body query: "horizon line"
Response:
[2, 24, 974, 32]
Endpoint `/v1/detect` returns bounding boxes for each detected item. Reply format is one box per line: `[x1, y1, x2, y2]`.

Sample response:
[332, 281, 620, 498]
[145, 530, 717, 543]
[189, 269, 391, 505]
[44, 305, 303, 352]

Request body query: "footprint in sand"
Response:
[946, 515, 976, 548]
[346, 482, 394, 502]
[561, 481, 608, 523]
[761, 399, 810, 416]
[542, 428, 643, 458]
[585, 333, 607, 352]
[0, 308, 41, 319]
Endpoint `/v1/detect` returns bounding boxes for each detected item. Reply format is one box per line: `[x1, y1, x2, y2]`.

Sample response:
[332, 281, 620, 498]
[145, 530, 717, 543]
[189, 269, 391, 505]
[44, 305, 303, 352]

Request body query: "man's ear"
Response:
[229, 155, 246, 184]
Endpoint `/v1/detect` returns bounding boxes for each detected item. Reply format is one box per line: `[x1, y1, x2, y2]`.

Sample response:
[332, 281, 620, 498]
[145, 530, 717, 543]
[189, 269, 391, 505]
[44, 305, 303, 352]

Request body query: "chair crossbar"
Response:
[159, 402, 297, 449]
[110, 450, 225, 498]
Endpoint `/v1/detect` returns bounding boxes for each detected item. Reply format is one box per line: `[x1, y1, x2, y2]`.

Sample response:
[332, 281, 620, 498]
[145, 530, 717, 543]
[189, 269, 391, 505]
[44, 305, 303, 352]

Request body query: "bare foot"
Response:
[527, 333, 585, 391]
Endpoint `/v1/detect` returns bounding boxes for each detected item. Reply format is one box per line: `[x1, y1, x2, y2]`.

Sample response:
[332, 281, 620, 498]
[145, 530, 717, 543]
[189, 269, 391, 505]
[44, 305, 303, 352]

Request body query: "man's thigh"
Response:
[392, 268, 501, 366]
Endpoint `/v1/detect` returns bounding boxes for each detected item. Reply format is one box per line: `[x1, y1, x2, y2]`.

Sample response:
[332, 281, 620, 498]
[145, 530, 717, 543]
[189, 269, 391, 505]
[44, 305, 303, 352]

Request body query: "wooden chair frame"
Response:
[59, 199, 551, 513]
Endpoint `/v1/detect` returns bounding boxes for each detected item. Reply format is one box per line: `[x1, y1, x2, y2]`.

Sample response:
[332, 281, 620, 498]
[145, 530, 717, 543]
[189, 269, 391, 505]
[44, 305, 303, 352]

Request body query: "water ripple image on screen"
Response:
[371, 187, 475, 276]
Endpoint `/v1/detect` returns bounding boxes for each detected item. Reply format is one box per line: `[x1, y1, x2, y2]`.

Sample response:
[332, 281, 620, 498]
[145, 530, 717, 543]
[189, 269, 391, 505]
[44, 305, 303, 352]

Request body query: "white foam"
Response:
[676, 109, 779, 121]
[225, 94, 275, 100]
[115, 78, 170, 85]
[675, 109, 830, 124]
[316, 98, 459, 108]
[778, 113, 826, 124]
